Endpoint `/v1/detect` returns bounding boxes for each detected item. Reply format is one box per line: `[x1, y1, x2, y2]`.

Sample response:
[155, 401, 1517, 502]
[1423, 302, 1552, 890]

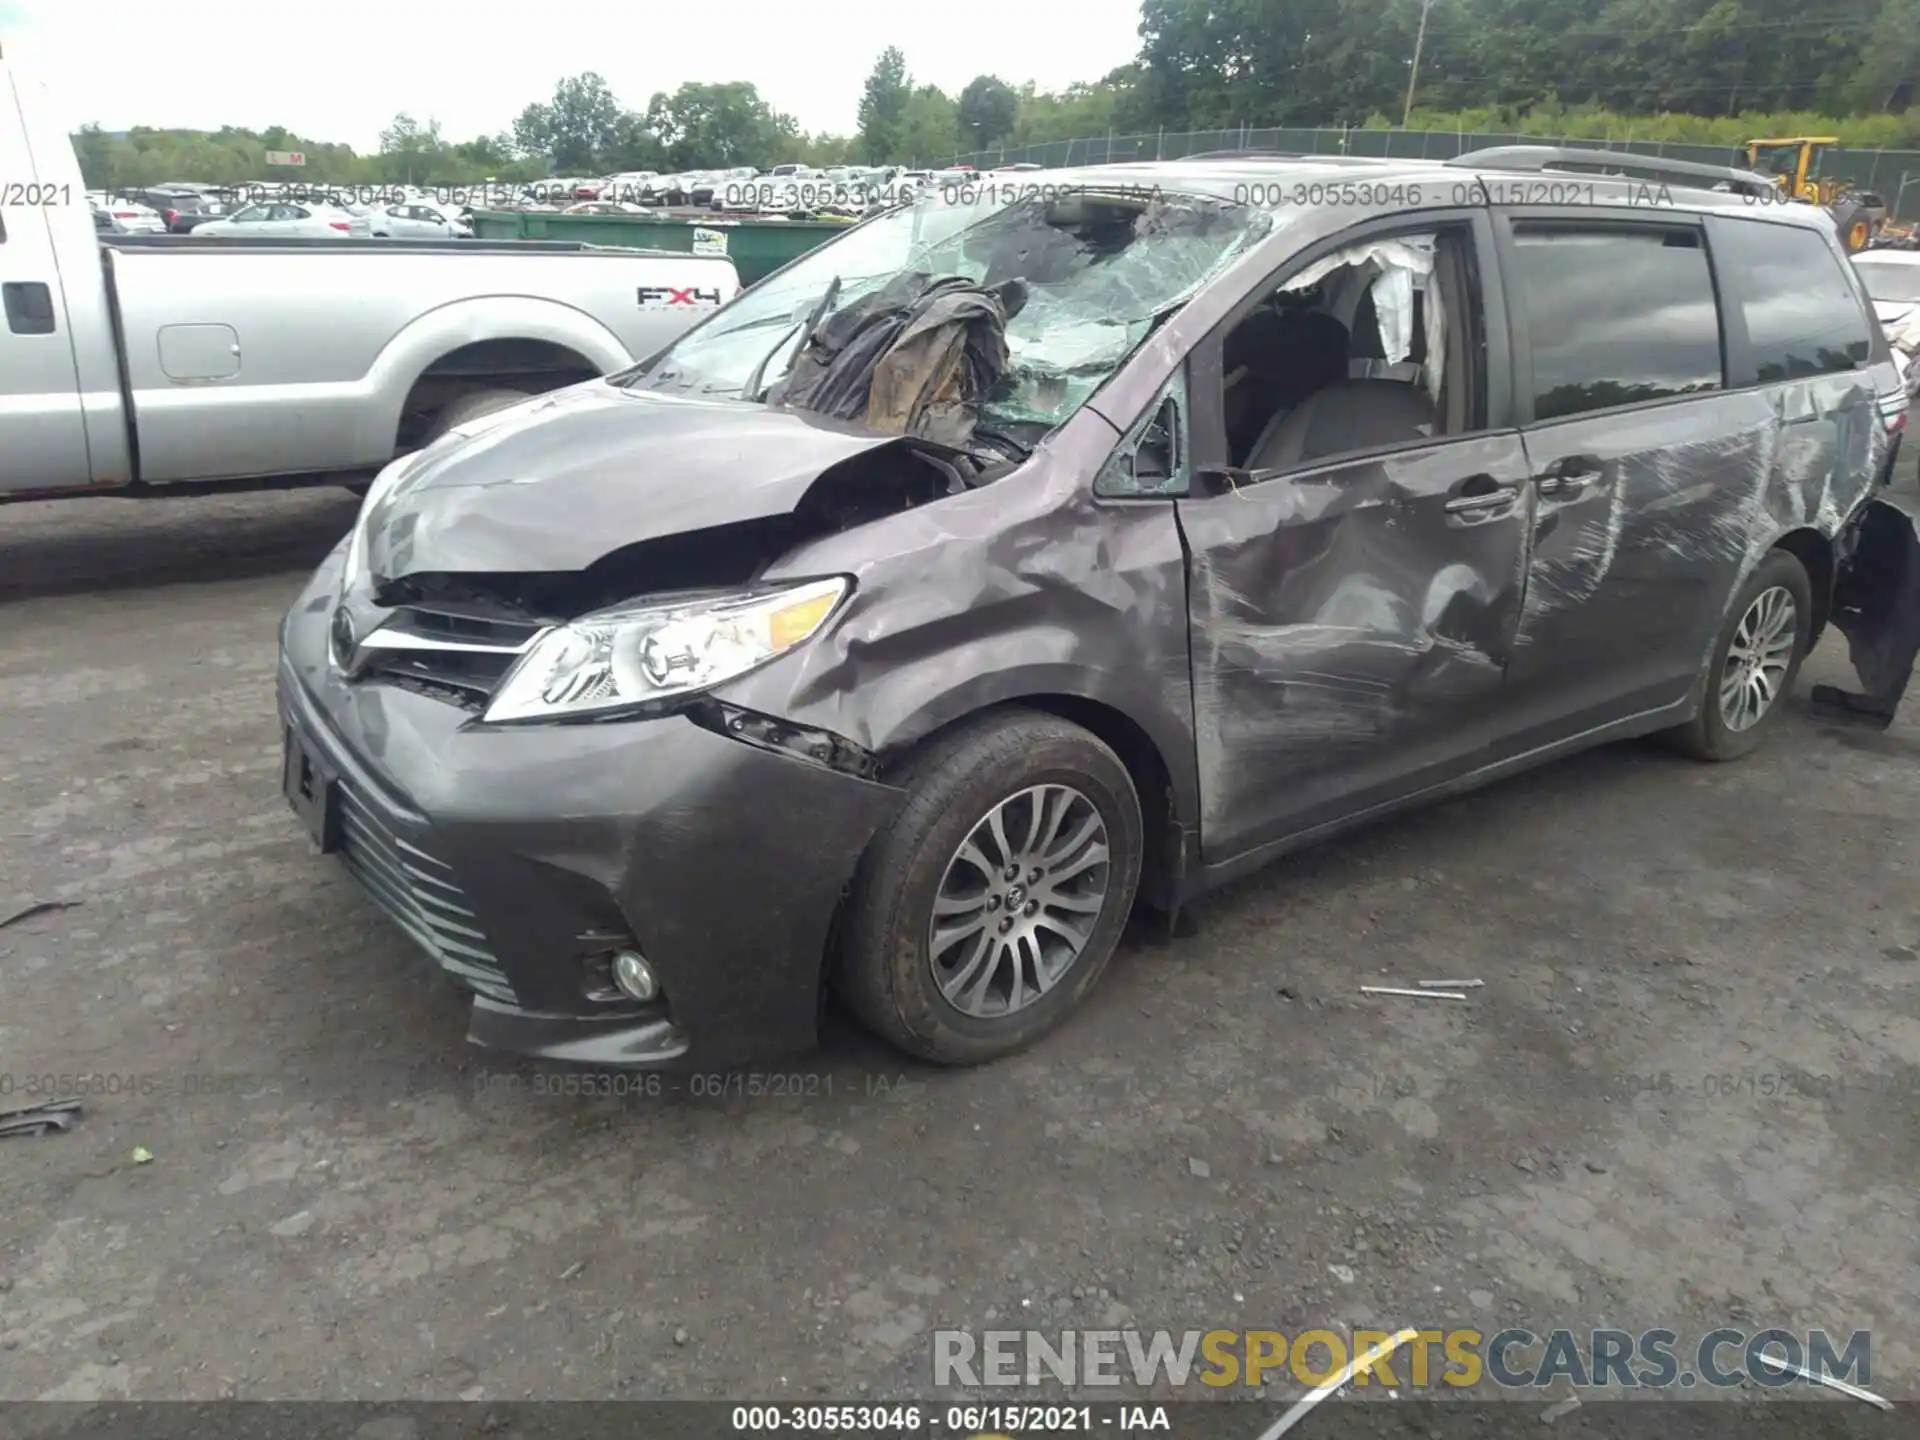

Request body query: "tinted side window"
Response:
[1510, 225, 1723, 422]
[1713, 219, 1871, 382]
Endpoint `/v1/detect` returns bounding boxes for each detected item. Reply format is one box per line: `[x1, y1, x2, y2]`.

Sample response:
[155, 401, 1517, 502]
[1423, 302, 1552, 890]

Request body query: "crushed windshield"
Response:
[630, 186, 1271, 442]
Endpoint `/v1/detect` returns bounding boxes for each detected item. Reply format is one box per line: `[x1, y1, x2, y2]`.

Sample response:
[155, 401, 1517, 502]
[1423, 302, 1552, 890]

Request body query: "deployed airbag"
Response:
[767, 272, 1024, 448]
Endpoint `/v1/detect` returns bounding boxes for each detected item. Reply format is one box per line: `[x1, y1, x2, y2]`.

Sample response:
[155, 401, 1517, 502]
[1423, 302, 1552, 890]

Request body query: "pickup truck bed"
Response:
[1, 52, 742, 502]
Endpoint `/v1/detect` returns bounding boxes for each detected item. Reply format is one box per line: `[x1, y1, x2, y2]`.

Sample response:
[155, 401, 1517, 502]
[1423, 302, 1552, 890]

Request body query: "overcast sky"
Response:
[0, 0, 1144, 148]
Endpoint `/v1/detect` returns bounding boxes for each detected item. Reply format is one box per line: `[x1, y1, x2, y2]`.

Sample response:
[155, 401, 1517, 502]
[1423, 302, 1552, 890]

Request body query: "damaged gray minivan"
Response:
[280, 147, 1917, 1070]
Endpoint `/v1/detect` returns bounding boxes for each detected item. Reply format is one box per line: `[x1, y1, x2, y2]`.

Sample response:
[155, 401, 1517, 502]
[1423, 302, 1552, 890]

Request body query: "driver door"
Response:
[1171, 212, 1536, 861]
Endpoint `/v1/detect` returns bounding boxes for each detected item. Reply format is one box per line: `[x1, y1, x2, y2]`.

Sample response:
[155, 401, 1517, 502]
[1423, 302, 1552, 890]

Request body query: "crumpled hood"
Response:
[366, 382, 909, 580]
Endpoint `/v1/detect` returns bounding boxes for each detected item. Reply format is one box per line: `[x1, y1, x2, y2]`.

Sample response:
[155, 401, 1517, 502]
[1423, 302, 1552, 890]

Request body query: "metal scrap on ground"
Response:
[0, 1099, 83, 1140]
[1255, 1327, 1422, 1439]
[1361, 985, 1469, 1000]
[1752, 1350, 1894, 1410]
[0, 898, 79, 931]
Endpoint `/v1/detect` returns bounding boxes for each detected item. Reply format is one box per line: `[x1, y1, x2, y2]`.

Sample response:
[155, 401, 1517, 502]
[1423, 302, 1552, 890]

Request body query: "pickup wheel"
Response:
[347, 388, 534, 496]
[425, 387, 531, 443]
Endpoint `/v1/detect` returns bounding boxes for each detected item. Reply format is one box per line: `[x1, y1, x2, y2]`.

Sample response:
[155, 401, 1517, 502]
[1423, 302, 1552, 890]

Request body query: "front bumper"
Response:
[277, 549, 905, 1069]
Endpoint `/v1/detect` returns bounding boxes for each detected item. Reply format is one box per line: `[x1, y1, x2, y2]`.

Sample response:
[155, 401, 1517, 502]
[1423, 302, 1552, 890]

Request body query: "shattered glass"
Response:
[630, 187, 1270, 444]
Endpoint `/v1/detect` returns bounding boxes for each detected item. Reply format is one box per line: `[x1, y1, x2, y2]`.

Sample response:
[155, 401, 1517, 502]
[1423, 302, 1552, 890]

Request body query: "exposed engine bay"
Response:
[354, 186, 1273, 626]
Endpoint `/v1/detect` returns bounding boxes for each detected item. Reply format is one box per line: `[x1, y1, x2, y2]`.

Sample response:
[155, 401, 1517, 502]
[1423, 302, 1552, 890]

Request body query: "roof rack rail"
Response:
[1446, 145, 1776, 198]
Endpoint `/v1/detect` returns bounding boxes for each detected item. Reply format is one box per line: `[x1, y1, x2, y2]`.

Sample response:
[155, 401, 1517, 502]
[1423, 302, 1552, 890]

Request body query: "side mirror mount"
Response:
[1132, 399, 1178, 485]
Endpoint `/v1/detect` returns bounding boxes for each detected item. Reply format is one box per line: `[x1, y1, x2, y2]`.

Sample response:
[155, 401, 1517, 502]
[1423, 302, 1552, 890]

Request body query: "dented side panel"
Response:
[1173, 432, 1534, 859]
[1502, 392, 1778, 744]
[719, 408, 1205, 829]
[1501, 376, 1890, 753]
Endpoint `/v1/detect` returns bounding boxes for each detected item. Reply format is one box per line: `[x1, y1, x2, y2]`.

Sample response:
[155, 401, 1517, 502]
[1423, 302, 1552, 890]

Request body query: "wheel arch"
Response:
[366, 296, 632, 455]
[1771, 526, 1835, 646]
[874, 690, 1192, 916]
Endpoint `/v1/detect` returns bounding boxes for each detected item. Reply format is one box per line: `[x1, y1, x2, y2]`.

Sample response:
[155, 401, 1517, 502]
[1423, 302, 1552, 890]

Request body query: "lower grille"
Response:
[334, 782, 518, 1005]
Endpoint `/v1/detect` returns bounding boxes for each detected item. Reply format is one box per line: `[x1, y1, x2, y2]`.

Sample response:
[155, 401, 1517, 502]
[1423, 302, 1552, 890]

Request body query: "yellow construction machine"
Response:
[1742, 137, 1887, 251]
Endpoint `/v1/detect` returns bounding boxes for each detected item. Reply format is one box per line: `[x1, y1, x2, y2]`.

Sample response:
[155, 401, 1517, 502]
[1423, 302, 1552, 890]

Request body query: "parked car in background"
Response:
[562, 200, 654, 216]
[370, 200, 472, 238]
[85, 193, 167, 234]
[599, 170, 659, 204]
[1853, 249, 1920, 397]
[192, 200, 373, 238]
[134, 186, 236, 233]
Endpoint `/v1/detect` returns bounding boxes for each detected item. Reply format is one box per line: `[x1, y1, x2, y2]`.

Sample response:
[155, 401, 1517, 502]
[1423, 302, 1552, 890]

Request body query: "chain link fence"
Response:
[953, 128, 1920, 219]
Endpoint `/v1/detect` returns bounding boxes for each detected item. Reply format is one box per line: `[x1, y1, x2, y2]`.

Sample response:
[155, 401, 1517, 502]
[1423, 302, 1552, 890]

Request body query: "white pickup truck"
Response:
[0, 46, 740, 501]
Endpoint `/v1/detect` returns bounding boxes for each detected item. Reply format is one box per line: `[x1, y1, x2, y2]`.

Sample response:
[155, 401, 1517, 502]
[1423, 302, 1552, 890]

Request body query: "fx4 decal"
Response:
[638, 286, 724, 308]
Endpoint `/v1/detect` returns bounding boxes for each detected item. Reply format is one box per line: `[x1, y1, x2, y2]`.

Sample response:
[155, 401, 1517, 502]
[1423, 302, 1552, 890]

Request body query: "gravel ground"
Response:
[0, 487, 1916, 1414]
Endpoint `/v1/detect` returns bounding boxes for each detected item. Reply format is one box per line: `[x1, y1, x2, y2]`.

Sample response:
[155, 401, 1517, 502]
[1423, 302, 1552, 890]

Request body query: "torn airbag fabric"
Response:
[768, 272, 1020, 448]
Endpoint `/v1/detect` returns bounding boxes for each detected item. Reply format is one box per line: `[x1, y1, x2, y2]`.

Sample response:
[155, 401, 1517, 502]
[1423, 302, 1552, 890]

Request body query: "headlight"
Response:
[482, 577, 849, 723]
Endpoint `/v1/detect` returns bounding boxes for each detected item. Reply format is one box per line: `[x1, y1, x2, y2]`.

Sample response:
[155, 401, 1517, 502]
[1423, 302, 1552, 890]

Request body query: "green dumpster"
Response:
[467, 211, 854, 286]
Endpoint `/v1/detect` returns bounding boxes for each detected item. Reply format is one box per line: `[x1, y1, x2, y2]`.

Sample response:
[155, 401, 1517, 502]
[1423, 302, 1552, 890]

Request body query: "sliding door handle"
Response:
[1535, 456, 1604, 495]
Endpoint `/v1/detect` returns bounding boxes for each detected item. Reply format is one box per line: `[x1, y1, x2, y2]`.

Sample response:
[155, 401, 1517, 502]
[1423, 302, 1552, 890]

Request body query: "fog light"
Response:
[612, 949, 659, 1003]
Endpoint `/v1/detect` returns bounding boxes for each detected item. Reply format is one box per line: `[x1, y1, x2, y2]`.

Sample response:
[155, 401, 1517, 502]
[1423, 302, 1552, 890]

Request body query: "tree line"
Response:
[72, 0, 1920, 190]
[1125, 0, 1920, 134]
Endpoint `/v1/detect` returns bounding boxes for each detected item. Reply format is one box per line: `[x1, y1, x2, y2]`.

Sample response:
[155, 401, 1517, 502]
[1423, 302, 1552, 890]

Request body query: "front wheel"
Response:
[836, 710, 1144, 1065]
[1665, 550, 1813, 761]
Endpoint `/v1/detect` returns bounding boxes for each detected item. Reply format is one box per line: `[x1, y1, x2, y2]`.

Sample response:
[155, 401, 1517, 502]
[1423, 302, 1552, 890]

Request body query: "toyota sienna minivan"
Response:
[280, 147, 1914, 1070]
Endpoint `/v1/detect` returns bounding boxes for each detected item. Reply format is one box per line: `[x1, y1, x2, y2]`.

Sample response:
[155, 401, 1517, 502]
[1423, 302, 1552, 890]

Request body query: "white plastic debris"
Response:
[1361, 986, 1467, 1001]
[1752, 1350, 1893, 1411]
[1256, 1327, 1421, 1439]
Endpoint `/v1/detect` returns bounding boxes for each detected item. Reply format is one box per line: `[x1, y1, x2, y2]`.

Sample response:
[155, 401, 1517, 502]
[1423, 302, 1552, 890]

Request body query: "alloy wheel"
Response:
[927, 784, 1111, 1018]
[1719, 585, 1797, 732]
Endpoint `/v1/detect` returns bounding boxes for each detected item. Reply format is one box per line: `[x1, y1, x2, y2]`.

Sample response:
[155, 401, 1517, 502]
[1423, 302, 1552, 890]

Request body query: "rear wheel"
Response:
[837, 710, 1144, 1065]
[1666, 550, 1812, 761]
[424, 387, 531, 443]
[347, 387, 532, 496]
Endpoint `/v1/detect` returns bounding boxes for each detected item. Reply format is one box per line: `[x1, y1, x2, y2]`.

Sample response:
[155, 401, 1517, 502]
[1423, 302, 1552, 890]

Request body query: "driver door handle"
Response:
[1444, 473, 1520, 513]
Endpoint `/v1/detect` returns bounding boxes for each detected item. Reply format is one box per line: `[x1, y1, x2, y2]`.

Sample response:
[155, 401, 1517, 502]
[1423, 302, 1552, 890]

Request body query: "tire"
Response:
[349, 388, 533, 495]
[425, 387, 531, 444]
[1666, 550, 1813, 761]
[836, 710, 1145, 1065]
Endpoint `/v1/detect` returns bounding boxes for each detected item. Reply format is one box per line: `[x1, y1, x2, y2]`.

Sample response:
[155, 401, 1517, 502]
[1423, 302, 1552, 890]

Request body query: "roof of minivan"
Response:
[1022, 155, 1840, 231]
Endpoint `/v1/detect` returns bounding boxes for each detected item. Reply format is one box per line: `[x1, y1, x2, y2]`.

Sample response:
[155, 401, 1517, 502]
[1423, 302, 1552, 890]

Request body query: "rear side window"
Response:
[1713, 219, 1871, 382]
[1509, 224, 1723, 421]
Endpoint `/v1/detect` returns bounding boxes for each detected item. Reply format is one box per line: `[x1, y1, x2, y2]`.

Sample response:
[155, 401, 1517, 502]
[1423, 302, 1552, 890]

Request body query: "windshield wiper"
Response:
[745, 275, 842, 404]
